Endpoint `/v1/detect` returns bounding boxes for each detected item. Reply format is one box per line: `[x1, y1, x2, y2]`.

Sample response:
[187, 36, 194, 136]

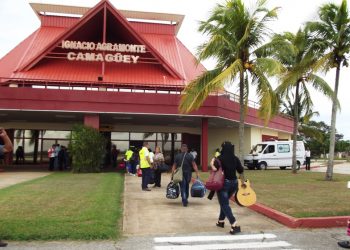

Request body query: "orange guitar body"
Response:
[235, 179, 257, 207]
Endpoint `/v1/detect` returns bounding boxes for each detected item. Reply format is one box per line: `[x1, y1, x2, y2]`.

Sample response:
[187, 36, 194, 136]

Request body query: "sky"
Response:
[0, 0, 349, 140]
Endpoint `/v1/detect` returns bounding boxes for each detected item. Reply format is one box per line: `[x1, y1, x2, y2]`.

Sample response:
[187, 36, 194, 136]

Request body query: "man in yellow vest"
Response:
[124, 147, 134, 175]
[139, 141, 152, 191]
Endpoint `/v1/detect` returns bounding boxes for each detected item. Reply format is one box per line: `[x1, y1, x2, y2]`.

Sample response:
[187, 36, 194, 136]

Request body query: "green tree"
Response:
[69, 125, 106, 173]
[280, 92, 322, 142]
[307, 0, 350, 180]
[269, 29, 333, 173]
[179, 0, 281, 162]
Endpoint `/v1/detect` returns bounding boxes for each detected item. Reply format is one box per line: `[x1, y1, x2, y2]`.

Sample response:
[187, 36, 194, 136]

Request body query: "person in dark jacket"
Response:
[172, 144, 199, 207]
[214, 141, 244, 235]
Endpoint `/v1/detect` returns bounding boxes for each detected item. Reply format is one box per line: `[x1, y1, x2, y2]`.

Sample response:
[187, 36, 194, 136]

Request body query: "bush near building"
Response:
[70, 125, 106, 173]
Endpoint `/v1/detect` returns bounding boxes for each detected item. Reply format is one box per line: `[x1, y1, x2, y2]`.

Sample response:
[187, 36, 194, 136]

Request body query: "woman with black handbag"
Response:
[215, 141, 244, 235]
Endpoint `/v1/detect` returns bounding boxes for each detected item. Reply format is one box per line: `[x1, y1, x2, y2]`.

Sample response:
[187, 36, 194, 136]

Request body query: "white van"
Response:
[244, 140, 305, 170]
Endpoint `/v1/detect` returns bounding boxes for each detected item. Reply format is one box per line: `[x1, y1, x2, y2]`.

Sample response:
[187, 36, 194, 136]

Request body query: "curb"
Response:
[248, 202, 349, 228]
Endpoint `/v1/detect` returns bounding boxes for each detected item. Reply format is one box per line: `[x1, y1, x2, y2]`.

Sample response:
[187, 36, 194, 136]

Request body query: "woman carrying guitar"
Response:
[213, 141, 245, 235]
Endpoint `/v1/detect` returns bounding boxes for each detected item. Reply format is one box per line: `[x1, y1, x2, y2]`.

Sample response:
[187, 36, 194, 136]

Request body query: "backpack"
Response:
[166, 181, 180, 199]
[191, 178, 206, 198]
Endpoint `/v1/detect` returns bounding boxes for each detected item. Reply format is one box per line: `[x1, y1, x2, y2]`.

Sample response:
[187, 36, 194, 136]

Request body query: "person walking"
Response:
[0, 127, 13, 247]
[153, 146, 165, 187]
[139, 141, 152, 191]
[215, 141, 244, 235]
[172, 144, 199, 207]
[305, 147, 311, 170]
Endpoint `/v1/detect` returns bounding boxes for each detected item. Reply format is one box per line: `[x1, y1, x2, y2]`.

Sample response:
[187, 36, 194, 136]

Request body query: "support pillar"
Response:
[201, 118, 208, 172]
[84, 114, 100, 130]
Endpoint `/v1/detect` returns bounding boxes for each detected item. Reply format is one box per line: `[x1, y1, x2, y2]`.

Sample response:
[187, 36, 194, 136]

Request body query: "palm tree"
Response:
[281, 91, 321, 138]
[306, 0, 350, 180]
[179, 0, 282, 163]
[269, 29, 333, 173]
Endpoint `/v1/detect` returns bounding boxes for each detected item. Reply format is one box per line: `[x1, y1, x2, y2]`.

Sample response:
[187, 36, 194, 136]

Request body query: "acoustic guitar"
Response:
[235, 179, 257, 207]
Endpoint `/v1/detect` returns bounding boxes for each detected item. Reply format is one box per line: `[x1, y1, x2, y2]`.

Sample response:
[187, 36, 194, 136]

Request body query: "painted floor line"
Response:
[154, 240, 291, 250]
[154, 233, 277, 243]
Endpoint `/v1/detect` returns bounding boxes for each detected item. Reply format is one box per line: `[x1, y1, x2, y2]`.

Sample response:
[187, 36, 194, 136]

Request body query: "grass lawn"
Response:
[0, 172, 124, 240]
[199, 170, 350, 218]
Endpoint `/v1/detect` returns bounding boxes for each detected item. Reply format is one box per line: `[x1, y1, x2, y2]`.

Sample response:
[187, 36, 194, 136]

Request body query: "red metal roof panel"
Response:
[130, 22, 176, 35]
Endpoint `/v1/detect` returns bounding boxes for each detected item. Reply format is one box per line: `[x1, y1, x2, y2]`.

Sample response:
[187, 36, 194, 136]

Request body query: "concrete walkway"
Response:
[311, 161, 350, 175]
[0, 171, 51, 189]
[123, 172, 283, 236]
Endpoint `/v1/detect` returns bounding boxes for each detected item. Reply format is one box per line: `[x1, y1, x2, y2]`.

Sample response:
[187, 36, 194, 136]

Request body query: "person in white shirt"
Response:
[305, 148, 311, 171]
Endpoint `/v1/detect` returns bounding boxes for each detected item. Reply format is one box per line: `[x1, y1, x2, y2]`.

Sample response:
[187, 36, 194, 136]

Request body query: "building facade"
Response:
[0, 0, 293, 170]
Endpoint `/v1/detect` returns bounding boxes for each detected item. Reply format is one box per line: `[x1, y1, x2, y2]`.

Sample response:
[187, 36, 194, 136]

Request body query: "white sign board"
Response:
[61, 40, 146, 64]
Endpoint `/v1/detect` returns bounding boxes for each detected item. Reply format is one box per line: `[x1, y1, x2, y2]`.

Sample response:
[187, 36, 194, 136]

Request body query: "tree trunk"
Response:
[238, 70, 245, 163]
[292, 81, 300, 174]
[326, 65, 340, 181]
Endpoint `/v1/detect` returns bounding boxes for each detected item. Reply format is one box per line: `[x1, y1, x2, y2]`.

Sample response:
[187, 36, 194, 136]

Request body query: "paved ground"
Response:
[122, 172, 284, 236]
[311, 161, 350, 175]
[0, 171, 51, 189]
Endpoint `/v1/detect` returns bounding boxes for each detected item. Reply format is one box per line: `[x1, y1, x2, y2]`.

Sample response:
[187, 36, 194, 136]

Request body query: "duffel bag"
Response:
[191, 178, 206, 198]
[166, 181, 180, 199]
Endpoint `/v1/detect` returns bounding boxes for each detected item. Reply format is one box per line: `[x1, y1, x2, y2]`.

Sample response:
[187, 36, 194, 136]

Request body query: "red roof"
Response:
[0, 1, 206, 88]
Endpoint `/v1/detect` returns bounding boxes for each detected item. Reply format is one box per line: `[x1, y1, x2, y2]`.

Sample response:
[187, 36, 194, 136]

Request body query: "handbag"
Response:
[166, 181, 180, 199]
[191, 178, 206, 198]
[158, 163, 170, 173]
[137, 168, 142, 177]
[205, 159, 224, 191]
[172, 153, 186, 184]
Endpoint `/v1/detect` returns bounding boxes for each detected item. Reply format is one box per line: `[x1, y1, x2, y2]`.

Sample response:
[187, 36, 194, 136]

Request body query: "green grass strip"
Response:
[0, 172, 124, 240]
[199, 170, 350, 218]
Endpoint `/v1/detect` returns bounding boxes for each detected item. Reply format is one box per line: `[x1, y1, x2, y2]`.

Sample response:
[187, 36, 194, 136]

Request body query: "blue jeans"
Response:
[217, 179, 238, 225]
[180, 171, 192, 205]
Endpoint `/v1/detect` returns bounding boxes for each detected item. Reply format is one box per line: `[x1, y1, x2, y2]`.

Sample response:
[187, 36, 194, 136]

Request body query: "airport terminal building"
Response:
[0, 0, 293, 170]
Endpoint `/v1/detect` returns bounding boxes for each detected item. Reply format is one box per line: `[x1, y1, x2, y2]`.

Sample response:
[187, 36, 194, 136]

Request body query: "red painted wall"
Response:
[0, 87, 293, 133]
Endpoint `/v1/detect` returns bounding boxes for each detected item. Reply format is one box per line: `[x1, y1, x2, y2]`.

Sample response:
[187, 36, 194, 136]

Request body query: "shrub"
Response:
[69, 125, 106, 173]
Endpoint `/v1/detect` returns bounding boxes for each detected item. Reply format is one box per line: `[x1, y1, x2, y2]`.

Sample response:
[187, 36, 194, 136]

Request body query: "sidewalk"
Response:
[0, 172, 51, 189]
[310, 161, 350, 175]
[123, 172, 283, 236]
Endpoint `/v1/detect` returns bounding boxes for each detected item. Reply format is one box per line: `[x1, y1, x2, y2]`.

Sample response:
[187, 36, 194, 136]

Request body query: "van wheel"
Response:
[258, 162, 267, 170]
[279, 167, 287, 170]
[290, 162, 301, 170]
[247, 165, 255, 170]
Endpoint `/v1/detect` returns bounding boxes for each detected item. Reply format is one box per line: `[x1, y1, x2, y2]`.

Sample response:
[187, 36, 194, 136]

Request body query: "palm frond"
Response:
[179, 61, 242, 113]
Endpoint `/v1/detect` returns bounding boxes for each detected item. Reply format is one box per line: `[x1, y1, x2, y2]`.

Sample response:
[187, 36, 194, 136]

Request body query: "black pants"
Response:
[306, 157, 311, 170]
[141, 167, 151, 189]
[49, 157, 55, 171]
[154, 169, 162, 187]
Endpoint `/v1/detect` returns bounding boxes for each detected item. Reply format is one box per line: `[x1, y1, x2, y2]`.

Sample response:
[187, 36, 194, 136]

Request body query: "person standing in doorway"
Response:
[139, 141, 152, 191]
[305, 147, 311, 171]
[111, 144, 119, 168]
[172, 144, 199, 207]
[0, 127, 13, 247]
[48, 144, 56, 171]
[15, 146, 25, 164]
